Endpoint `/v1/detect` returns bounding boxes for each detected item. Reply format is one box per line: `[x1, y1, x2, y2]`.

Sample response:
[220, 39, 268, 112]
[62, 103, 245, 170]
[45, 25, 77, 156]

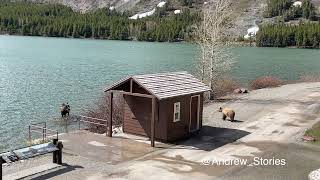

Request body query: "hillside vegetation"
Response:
[1, 0, 262, 41]
[264, 0, 317, 21]
[2, 0, 320, 46]
[256, 0, 320, 48]
[0, 1, 198, 41]
[257, 23, 320, 48]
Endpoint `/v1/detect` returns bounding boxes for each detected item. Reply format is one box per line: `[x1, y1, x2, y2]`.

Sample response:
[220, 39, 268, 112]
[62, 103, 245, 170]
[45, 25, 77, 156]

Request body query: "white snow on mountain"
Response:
[157, 1, 166, 8]
[129, 8, 156, 19]
[244, 26, 259, 39]
[174, 10, 181, 14]
[293, 1, 302, 7]
[129, 1, 166, 20]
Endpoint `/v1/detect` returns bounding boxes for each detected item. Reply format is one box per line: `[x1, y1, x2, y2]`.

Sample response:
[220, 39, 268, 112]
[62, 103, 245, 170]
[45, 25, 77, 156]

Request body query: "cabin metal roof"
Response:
[105, 71, 211, 100]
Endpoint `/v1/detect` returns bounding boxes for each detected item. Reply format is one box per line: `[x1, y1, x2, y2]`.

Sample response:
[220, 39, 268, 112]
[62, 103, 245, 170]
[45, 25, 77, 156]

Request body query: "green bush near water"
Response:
[305, 122, 320, 144]
[0, 2, 198, 42]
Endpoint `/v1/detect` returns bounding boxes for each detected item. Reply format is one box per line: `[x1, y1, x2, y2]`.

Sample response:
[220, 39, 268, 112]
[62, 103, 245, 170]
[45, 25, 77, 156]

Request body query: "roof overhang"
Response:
[104, 71, 211, 100]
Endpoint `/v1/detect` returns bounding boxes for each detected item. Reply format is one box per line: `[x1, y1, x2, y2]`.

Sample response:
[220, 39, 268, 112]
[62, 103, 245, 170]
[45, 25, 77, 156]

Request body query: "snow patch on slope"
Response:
[129, 8, 156, 19]
[157, 1, 166, 7]
[174, 9, 181, 14]
[244, 26, 259, 39]
[293, 1, 302, 7]
[129, 1, 166, 19]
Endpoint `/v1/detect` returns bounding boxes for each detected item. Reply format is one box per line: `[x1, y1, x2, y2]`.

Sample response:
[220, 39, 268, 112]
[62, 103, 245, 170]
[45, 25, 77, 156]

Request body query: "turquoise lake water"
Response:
[0, 35, 320, 151]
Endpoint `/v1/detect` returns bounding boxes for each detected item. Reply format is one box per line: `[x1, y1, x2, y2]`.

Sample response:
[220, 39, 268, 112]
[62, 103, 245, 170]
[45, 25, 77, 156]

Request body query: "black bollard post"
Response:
[52, 139, 58, 164]
[57, 142, 63, 165]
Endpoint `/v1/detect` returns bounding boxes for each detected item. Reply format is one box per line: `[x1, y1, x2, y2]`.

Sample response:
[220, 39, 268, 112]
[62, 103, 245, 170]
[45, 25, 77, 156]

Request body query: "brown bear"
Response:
[218, 107, 235, 121]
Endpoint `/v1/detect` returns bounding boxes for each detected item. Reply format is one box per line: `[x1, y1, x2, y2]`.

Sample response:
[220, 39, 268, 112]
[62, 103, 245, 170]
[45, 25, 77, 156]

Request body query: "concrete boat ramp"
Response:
[2, 82, 320, 179]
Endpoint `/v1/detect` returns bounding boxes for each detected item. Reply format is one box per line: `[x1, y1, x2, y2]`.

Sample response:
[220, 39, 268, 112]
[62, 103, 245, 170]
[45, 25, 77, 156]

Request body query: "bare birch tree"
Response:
[195, 0, 235, 98]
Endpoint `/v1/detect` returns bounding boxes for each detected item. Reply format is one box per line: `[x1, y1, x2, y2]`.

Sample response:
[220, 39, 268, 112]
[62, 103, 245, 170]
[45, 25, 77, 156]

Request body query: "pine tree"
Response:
[0, 1, 198, 42]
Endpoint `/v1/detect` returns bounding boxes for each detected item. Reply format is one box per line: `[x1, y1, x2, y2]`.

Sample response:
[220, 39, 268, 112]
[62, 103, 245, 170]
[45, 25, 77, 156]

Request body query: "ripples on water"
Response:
[0, 36, 196, 151]
[0, 35, 320, 151]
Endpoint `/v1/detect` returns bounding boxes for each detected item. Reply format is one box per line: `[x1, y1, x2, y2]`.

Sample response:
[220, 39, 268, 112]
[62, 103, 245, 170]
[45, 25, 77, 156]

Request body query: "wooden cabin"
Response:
[105, 71, 210, 146]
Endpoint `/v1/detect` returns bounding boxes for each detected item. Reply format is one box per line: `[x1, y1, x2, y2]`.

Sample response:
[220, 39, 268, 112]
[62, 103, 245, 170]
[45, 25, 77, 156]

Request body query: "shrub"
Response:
[84, 91, 123, 134]
[213, 77, 240, 97]
[300, 74, 320, 82]
[236, 36, 245, 42]
[250, 76, 283, 89]
[305, 122, 320, 142]
[264, 0, 292, 18]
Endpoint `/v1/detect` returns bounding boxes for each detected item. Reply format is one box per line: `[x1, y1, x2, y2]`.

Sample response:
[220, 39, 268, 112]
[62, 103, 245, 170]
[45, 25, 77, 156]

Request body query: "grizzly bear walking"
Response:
[219, 107, 235, 122]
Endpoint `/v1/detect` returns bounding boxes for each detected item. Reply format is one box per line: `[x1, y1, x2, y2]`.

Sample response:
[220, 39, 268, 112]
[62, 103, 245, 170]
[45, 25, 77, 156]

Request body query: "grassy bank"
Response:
[305, 122, 320, 144]
[215, 74, 320, 99]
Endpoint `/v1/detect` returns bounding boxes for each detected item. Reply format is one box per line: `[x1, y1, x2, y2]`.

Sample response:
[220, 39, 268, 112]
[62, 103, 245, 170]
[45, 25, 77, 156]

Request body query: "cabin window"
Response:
[173, 102, 181, 122]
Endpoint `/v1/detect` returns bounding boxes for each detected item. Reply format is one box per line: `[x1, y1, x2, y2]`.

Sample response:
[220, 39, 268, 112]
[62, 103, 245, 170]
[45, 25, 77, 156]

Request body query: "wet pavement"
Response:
[2, 82, 320, 179]
[2, 131, 171, 179]
[221, 142, 320, 180]
[60, 131, 168, 164]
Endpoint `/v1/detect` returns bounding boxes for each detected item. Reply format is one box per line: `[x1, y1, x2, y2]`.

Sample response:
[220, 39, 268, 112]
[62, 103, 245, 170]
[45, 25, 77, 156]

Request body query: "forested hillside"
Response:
[1, 0, 320, 47]
[264, 0, 317, 21]
[0, 2, 198, 41]
[257, 23, 320, 48]
[256, 0, 320, 48]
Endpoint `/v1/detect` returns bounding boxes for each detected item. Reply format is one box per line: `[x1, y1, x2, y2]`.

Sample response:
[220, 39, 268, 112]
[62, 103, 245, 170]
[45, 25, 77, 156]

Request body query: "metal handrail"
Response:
[80, 120, 107, 127]
[30, 122, 46, 125]
[77, 115, 108, 133]
[44, 128, 59, 133]
[30, 130, 44, 134]
[78, 115, 108, 122]
[29, 122, 58, 143]
[30, 129, 57, 135]
[28, 115, 108, 144]
[30, 125, 46, 129]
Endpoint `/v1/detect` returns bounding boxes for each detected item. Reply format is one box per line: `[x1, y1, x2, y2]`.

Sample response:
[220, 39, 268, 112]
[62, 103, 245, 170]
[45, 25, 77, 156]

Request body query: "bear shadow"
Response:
[173, 125, 250, 151]
[230, 119, 244, 123]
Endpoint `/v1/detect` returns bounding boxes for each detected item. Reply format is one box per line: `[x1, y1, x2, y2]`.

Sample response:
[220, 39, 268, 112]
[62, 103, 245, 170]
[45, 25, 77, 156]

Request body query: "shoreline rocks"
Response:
[302, 135, 316, 142]
[309, 168, 320, 180]
[234, 88, 249, 94]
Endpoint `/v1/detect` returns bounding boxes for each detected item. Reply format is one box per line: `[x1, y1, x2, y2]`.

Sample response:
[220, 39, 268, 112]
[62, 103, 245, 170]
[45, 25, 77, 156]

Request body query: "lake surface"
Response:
[0, 35, 319, 151]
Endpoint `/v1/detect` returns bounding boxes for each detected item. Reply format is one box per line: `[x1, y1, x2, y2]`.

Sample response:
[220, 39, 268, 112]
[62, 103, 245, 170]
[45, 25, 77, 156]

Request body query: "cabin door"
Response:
[189, 95, 200, 132]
